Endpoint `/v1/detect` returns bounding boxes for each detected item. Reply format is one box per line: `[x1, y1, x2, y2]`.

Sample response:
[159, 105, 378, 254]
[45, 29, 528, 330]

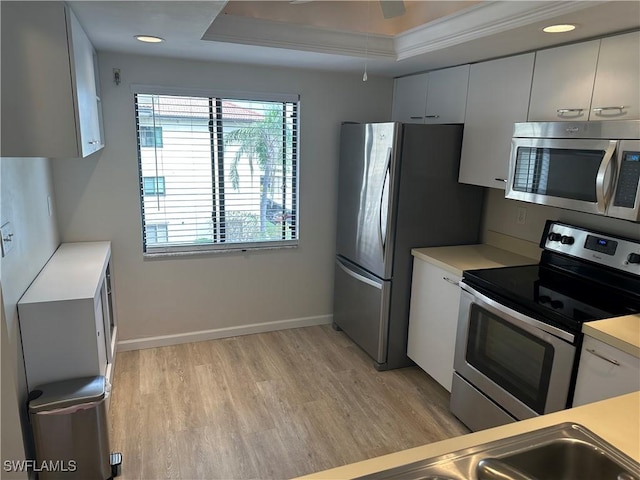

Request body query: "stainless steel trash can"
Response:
[29, 376, 111, 480]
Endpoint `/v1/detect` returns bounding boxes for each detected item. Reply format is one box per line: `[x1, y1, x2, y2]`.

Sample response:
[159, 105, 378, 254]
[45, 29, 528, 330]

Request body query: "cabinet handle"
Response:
[442, 276, 459, 286]
[586, 348, 620, 366]
[556, 108, 584, 114]
[88, 140, 101, 145]
[424, 115, 440, 119]
[592, 106, 627, 114]
[410, 116, 424, 120]
[495, 178, 507, 183]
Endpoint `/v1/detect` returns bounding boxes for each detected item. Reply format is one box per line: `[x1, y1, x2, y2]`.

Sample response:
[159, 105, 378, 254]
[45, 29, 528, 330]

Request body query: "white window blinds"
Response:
[134, 92, 299, 255]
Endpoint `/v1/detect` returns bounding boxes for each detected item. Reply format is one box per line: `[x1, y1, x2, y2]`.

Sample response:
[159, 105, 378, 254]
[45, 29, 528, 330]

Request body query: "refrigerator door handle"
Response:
[379, 147, 392, 257]
[335, 258, 383, 290]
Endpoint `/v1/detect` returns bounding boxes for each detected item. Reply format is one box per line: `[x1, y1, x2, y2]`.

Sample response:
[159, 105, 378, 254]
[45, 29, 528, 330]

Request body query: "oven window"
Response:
[513, 147, 603, 202]
[466, 304, 555, 414]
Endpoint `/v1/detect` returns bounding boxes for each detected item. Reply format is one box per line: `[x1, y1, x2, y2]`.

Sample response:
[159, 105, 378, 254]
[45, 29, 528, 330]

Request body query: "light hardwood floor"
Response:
[108, 325, 469, 479]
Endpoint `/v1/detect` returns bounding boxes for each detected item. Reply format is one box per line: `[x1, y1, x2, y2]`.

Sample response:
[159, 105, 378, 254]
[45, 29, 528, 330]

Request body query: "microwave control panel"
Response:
[613, 151, 640, 208]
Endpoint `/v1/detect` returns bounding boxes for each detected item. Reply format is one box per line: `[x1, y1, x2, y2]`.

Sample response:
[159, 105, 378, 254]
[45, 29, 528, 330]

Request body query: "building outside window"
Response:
[146, 223, 168, 245]
[139, 126, 163, 148]
[134, 90, 299, 255]
[143, 176, 166, 196]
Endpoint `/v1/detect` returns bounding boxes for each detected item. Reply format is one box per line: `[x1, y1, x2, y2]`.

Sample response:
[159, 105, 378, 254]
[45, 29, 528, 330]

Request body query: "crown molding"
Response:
[202, 14, 396, 59]
[202, 1, 607, 63]
[394, 1, 605, 60]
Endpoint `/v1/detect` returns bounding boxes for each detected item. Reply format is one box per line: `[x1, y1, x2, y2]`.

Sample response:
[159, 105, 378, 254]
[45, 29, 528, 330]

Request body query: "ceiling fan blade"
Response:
[379, 0, 405, 19]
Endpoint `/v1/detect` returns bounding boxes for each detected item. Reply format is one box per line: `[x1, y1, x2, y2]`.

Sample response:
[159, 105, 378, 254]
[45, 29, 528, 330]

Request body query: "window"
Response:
[134, 89, 299, 255]
[146, 223, 168, 245]
[143, 176, 166, 196]
[140, 126, 163, 148]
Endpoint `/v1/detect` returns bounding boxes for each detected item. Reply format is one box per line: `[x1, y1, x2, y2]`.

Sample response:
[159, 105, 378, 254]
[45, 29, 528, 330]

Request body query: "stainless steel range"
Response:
[451, 220, 640, 432]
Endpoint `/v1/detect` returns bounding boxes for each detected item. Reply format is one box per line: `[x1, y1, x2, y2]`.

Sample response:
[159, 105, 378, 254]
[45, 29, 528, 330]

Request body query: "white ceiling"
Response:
[70, 1, 640, 78]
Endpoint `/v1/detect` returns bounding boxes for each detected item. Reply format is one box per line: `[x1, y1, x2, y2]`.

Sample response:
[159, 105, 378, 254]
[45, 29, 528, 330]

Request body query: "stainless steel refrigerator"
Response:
[333, 122, 484, 370]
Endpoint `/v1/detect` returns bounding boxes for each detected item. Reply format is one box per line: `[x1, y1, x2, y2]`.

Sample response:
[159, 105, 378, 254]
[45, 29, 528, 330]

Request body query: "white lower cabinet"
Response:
[18, 242, 117, 394]
[572, 335, 640, 407]
[407, 259, 461, 392]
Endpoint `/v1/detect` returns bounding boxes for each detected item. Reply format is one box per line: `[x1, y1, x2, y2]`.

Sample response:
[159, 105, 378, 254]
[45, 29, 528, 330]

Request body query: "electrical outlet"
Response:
[0, 222, 15, 257]
[517, 207, 527, 225]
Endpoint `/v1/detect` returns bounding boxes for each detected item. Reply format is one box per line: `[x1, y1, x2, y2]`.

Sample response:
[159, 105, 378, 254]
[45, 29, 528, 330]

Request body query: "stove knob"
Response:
[548, 232, 562, 242]
[560, 235, 575, 245]
[628, 252, 640, 264]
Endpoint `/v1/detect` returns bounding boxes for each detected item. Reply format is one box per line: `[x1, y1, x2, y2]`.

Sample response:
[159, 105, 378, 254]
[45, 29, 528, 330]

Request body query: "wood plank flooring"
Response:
[108, 325, 469, 479]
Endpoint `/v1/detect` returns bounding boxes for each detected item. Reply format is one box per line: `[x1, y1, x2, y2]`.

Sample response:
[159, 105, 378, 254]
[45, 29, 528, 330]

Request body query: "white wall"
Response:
[52, 52, 393, 343]
[482, 188, 640, 242]
[1, 157, 60, 464]
[2, 284, 27, 479]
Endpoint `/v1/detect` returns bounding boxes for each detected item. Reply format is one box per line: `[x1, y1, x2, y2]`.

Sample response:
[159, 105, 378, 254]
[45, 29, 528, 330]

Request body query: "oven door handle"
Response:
[460, 283, 575, 343]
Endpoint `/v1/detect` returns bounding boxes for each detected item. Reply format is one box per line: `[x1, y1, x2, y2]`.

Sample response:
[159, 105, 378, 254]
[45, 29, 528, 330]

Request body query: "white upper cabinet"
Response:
[590, 31, 640, 121]
[459, 53, 535, 189]
[0, 2, 104, 158]
[68, 8, 105, 157]
[392, 65, 469, 124]
[392, 73, 429, 124]
[424, 65, 470, 124]
[528, 40, 600, 122]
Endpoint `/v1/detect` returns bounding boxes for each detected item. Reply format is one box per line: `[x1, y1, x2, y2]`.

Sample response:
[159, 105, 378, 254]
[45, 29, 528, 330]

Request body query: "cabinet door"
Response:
[572, 335, 640, 407]
[459, 53, 535, 189]
[424, 64, 469, 124]
[0, 2, 78, 158]
[407, 260, 461, 392]
[94, 294, 109, 377]
[528, 40, 600, 121]
[392, 74, 428, 123]
[68, 7, 104, 156]
[590, 31, 640, 121]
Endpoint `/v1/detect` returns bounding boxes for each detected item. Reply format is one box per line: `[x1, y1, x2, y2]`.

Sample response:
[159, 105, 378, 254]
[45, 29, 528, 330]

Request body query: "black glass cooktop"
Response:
[463, 262, 640, 335]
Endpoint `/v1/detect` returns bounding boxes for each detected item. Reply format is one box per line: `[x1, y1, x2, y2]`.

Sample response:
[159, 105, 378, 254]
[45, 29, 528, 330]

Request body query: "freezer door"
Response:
[333, 256, 391, 365]
[336, 123, 400, 279]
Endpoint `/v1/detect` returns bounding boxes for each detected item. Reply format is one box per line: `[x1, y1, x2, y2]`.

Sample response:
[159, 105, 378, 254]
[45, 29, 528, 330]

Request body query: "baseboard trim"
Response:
[116, 315, 333, 352]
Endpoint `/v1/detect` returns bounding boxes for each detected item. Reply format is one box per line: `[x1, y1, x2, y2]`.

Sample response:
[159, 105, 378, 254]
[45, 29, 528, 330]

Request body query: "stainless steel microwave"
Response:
[506, 121, 640, 222]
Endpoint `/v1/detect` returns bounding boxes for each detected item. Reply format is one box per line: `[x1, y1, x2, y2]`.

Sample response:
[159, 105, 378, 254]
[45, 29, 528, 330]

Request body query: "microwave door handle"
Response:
[596, 140, 618, 214]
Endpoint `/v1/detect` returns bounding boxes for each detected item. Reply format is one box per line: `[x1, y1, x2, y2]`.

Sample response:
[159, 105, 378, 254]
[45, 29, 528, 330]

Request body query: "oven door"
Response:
[454, 283, 576, 422]
[506, 137, 619, 215]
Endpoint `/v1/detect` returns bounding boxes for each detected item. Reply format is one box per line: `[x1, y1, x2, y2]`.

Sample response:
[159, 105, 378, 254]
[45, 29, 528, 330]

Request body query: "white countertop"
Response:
[297, 391, 640, 479]
[411, 244, 537, 276]
[19, 241, 111, 304]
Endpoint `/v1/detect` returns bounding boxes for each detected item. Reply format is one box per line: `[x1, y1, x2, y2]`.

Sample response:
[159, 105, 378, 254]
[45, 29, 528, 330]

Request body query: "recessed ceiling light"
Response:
[134, 35, 164, 43]
[543, 24, 577, 33]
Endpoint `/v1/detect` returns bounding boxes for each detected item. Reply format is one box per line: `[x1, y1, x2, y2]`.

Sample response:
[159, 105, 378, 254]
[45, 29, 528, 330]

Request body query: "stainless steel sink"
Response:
[357, 423, 640, 480]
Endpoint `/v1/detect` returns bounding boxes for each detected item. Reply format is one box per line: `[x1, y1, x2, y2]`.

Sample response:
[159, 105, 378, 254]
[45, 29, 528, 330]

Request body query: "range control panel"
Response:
[542, 221, 640, 275]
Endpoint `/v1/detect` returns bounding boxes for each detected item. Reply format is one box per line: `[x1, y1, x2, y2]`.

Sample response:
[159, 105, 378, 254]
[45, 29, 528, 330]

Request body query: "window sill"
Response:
[142, 242, 299, 260]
